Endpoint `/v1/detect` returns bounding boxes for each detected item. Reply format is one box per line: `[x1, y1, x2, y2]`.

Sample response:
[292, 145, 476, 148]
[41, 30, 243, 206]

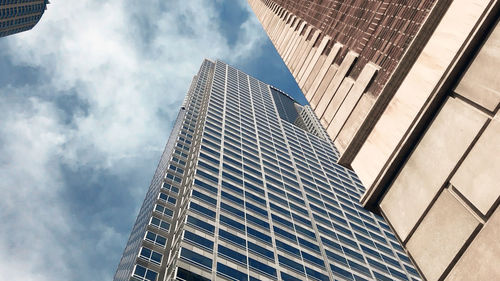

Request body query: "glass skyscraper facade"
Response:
[114, 59, 421, 281]
[0, 0, 48, 37]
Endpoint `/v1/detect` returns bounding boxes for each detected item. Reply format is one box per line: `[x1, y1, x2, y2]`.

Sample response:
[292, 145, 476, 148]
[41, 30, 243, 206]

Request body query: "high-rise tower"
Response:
[114, 59, 420, 281]
[0, 0, 48, 37]
[249, 1, 500, 280]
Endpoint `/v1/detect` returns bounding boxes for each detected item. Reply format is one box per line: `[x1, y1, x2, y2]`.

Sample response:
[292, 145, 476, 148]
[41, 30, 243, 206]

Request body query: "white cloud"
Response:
[0, 0, 265, 280]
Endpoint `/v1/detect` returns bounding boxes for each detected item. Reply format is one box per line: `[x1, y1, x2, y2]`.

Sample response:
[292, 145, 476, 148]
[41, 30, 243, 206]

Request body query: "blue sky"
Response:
[0, 0, 303, 280]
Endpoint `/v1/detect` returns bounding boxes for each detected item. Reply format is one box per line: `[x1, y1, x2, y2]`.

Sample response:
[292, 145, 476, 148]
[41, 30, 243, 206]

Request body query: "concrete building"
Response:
[114, 59, 421, 281]
[0, 0, 48, 37]
[248, 0, 500, 280]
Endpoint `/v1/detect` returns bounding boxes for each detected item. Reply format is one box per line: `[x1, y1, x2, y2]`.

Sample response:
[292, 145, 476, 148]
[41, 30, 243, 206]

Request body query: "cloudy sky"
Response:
[0, 0, 303, 280]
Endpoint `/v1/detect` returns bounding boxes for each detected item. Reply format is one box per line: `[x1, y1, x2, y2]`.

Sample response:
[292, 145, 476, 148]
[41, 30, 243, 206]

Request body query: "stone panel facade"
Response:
[249, 0, 500, 279]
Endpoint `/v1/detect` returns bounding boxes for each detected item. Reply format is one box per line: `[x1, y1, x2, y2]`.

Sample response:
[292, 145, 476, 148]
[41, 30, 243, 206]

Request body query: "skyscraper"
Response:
[249, 1, 500, 280]
[114, 59, 420, 281]
[0, 0, 48, 37]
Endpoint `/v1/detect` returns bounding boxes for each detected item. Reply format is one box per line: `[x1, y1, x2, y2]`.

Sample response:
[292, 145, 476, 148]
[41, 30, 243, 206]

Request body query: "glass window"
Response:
[295, 224, 316, 239]
[145, 231, 167, 247]
[222, 190, 244, 206]
[347, 259, 371, 277]
[176, 267, 210, 281]
[248, 241, 274, 260]
[133, 265, 158, 281]
[220, 214, 245, 232]
[245, 191, 266, 205]
[246, 202, 267, 217]
[196, 169, 218, 184]
[180, 247, 212, 270]
[281, 272, 302, 281]
[139, 247, 162, 265]
[278, 255, 304, 274]
[198, 160, 219, 174]
[221, 202, 244, 218]
[325, 249, 348, 266]
[273, 226, 296, 242]
[343, 246, 365, 262]
[189, 202, 216, 219]
[150, 217, 170, 231]
[218, 245, 247, 265]
[305, 267, 330, 281]
[272, 214, 294, 229]
[301, 251, 324, 268]
[219, 229, 246, 248]
[330, 264, 354, 281]
[154, 204, 173, 217]
[249, 257, 277, 278]
[275, 239, 300, 256]
[217, 262, 248, 281]
[194, 179, 218, 194]
[222, 180, 243, 195]
[246, 213, 269, 230]
[183, 230, 214, 251]
[186, 215, 214, 234]
[298, 237, 320, 253]
[192, 190, 217, 206]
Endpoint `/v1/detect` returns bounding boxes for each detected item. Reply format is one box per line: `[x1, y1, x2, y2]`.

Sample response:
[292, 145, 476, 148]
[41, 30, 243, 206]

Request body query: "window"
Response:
[186, 215, 214, 234]
[275, 239, 300, 257]
[330, 264, 354, 281]
[189, 202, 216, 219]
[298, 237, 320, 253]
[246, 202, 267, 217]
[221, 202, 244, 218]
[158, 192, 177, 205]
[347, 259, 371, 277]
[248, 241, 274, 260]
[221, 180, 243, 195]
[281, 272, 302, 281]
[221, 191, 244, 206]
[325, 249, 348, 266]
[194, 179, 217, 194]
[218, 245, 247, 265]
[245, 191, 266, 205]
[295, 224, 316, 239]
[306, 267, 330, 281]
[246, 213, 269, 230]
[278, 255, 304, 274]
[273, 226, 296, 242]
[292, 213, 311, 227]
[219, 229, 246, 248]
[154, 204, 173, 217]
[133, 265, 158, 281]
[301, 251, 324, 268]
[219, 215, 245, 232]
[247, 226, 272, 244]
[183, 230, 214, 251]
[192, 190, 217, 206]
[196, 169, 218, 184]
[249, 258, 277, 278]
[139, 247, 162, 265]
[150, 217, 170, 231]
[180, 247, 212, 270]
[145, 231, 166, 247]
[217, 262, 248, 281]
[176, 267, 210, 281]
[162, 182, 179, 194]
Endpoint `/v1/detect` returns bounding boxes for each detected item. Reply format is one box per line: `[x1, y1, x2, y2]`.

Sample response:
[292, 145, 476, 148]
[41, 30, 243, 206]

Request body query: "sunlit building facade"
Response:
[114, 59, 420, 281]
[249, 1, 500, 280]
